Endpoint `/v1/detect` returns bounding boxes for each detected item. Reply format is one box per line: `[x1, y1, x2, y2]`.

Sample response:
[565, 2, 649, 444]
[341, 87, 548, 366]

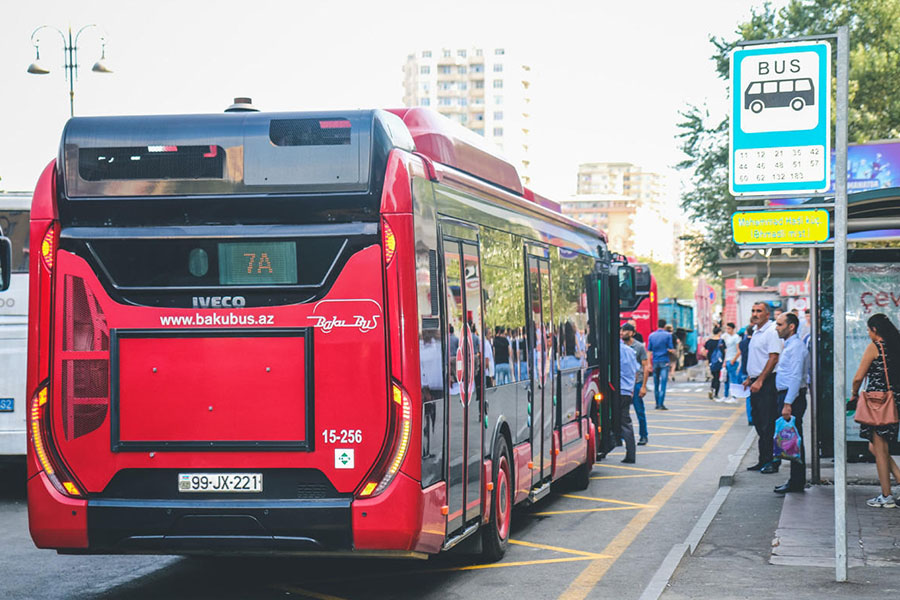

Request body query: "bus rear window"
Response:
[0, 210, 30, 273]
[78, 145, 225, 182]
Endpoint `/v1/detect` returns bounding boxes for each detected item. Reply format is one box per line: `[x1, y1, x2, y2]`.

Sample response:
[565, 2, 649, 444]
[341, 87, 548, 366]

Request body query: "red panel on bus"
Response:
[117, 335, 307, 443]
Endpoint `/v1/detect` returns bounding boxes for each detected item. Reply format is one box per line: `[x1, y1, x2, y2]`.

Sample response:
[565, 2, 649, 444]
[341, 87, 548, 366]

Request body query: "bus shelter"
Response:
[811, 187, 900, 473]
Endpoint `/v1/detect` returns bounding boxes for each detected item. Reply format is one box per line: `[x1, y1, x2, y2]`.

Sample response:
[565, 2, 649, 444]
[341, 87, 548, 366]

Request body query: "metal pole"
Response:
[66, 26, 75, 118]
[810, 247, 819, 483]
[833, 24, 849, 583]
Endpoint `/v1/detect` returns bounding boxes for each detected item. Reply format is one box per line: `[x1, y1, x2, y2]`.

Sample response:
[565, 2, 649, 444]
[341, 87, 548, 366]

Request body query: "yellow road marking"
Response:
[591, 473, 672, 480]
[275, 587, 349, 600]
[509, 539, 607, 558]
[651, 416, 730, 422]
[656, 412, 730, 419]
[651, 424, 719, 433]
[557, 407, 741, 600]
[644, 443, 704, 451]
[595, 464, 679, 475]
[560, 495, 652, 508]
[653, 432, 712, 437]
[608, 449, 700, 455]
[449, 557, 599, 570]
[533, 506, 643, 516]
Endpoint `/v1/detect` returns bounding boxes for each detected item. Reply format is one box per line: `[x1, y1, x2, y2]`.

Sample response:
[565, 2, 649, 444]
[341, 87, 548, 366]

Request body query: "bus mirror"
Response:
[0, 234, 10, 292]
[617, 265, 636, 307]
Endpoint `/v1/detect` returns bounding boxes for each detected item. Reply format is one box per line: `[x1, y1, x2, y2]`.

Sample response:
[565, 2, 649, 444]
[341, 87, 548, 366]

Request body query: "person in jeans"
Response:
[773, 312, 808, 494]
[704, 327, 724, 400]
[744, 303, 783, 474]
[722, 322, 741, 402]
[738, 324, 754, 425]
[621, 322, 650, 445]
[647, 319, 675, 410]
[850, 313, 900, 508]
[618, 336, 640, 463]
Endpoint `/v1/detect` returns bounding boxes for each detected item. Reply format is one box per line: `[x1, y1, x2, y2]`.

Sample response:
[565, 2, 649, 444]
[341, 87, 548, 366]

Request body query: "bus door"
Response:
[441, 230, 483, 533]
[526, 252, 554, 484]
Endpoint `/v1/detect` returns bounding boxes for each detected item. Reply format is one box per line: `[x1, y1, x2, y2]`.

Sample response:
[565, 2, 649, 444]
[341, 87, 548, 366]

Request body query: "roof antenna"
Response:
[225, 97, 258, 112]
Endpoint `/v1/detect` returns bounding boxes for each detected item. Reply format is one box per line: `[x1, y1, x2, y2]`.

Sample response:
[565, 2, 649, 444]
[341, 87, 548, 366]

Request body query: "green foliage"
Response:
[678, 0, 900, 276]
[637, 257, 695, 300]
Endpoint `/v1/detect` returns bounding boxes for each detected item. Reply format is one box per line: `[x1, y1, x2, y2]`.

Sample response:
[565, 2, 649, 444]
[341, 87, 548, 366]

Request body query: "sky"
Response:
[0, 0, 785, 200]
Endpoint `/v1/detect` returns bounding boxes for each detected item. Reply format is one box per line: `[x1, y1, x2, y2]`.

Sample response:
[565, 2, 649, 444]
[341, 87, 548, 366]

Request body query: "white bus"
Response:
[0, 192, 29, 460]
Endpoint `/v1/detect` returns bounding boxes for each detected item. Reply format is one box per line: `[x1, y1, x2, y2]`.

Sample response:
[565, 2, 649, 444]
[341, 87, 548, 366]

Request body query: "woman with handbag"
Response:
[850, 313, 900, 508]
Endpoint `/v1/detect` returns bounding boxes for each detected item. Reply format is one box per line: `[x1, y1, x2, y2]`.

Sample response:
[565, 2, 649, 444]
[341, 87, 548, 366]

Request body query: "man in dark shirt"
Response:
[493, 327, 511, 385]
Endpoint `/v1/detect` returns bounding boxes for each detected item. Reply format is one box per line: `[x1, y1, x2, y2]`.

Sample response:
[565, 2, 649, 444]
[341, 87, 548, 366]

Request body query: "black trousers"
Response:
[619, 392, 636, 461]
[777, 388, 807, 488]
[750, 375, 778, 464]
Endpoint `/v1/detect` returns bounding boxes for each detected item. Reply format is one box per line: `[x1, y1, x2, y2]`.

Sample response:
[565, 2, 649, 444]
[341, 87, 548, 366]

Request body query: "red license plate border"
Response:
[109, 327, 315, 452]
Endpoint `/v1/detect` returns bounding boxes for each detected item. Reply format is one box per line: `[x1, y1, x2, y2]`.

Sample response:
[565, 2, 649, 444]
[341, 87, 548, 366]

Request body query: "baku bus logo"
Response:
[307, 299, 381, 334]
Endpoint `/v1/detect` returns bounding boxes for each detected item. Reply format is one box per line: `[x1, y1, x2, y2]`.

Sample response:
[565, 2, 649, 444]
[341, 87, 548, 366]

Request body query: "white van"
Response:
[0, 192, 30, 460]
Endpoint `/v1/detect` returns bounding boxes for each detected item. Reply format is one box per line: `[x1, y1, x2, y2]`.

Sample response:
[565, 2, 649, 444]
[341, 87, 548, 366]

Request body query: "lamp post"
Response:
[27, 24, 113, 117]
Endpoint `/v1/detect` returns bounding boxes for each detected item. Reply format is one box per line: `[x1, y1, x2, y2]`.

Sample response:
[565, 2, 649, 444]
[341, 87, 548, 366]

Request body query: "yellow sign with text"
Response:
[732, 208, 830, 245]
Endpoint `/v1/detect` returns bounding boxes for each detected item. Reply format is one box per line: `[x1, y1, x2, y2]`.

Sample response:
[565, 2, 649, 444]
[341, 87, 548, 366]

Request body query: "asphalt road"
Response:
[0, 380, 753, 600]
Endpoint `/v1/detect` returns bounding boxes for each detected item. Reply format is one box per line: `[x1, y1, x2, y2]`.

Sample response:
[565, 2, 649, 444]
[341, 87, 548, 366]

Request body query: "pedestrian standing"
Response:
[721, 322, 741, 402]
[621, 322, 650, 446]
[704, 327, 724, 401]
[647, 319, 675, 410]
[618, 336, 640, 463]
[744, 302, 783, 473]
[665, 324, 677, 381]
[738, 324, 754, 425]
[773, 312, 808, 493]
[850, 313, 900, 508]
[493, 327, 511, 385]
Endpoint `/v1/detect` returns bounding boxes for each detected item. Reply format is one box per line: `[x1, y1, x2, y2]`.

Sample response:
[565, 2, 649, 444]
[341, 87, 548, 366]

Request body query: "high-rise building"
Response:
[560, 193, 636, 255]
[402, 47, 532, 183]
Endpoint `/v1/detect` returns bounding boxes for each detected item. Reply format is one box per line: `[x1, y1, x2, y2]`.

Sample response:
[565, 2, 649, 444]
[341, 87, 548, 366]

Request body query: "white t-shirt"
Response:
[722, 332, 741, 362]
[746, 320, 783, 378]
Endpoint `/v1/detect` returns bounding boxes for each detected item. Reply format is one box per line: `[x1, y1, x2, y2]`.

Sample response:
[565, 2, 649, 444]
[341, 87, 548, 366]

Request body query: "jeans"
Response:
[495, 363, 511, 385]
[652, 362, 669, 408]
[724, 360, 741, 397]
[710, 366, 722, 397]
[619, 393, 636, 461]
[632, 384, 648, 439]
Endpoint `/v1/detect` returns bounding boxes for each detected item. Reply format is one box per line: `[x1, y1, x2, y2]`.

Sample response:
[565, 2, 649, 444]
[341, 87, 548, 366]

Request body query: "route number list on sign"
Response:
[733, 145, 825, 186]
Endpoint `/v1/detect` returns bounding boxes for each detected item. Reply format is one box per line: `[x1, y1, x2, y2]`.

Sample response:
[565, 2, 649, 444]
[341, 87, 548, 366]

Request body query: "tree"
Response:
[678, 0, 900, 275]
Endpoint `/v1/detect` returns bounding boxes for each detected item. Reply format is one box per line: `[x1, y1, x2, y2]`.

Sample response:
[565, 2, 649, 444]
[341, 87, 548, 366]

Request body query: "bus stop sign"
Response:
[730, 41, 831, 196]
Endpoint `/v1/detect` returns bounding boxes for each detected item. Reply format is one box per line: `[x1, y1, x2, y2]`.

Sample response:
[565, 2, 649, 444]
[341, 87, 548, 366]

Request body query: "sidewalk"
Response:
[661, 440, 900, 599]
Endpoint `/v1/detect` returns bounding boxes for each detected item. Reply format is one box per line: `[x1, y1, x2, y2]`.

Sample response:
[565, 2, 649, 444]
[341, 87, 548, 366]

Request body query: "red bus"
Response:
[26, 107, 630, 560]
[619, 262, 657, 344]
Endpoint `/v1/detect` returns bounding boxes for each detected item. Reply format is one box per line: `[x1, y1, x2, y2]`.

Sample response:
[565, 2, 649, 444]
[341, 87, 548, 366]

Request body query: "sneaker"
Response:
[708, 390, 714, 400]
[866, 494, 896, 508]
[724, 397, 738, 404]
[715, 396, 724, 403]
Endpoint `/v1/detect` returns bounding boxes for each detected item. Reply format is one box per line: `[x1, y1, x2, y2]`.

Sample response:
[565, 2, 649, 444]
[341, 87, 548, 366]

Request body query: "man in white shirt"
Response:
[774, 312, 808, 494]
[743, 302, 783, 473]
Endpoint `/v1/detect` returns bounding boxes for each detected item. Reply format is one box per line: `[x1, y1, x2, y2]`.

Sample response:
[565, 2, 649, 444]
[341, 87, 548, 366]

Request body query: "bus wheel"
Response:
[481, 436, 512, 562]
[791, 97, 805, 111]
[749, 100, 764, 113]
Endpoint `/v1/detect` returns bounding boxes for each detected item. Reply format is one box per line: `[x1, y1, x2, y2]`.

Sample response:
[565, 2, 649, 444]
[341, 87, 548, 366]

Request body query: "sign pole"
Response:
[809, 247, 819, 483]
[833, 24, 849, 583]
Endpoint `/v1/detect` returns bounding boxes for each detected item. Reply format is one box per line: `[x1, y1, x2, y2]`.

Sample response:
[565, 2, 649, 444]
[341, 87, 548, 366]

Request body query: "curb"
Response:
[638, 426, 757, 600]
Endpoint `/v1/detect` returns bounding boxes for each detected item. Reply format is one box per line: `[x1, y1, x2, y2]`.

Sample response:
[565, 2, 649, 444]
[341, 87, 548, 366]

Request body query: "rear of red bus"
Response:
[619, 264, 657, 343]
[26, 109, 436, 555]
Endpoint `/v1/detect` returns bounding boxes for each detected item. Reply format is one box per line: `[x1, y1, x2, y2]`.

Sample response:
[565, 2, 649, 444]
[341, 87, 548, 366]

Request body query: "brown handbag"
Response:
[855, 341, 899, 426]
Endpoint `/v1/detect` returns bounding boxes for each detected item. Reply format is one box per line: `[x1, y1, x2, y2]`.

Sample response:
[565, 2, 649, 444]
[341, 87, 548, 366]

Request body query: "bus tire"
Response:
[790, 97, 805, 111]
[481, 436, 512, 562]
[749, 100, 764, 113]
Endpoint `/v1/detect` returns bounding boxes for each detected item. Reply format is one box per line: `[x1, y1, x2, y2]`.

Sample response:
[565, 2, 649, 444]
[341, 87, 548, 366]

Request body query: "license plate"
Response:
[178, 473, 263, 493]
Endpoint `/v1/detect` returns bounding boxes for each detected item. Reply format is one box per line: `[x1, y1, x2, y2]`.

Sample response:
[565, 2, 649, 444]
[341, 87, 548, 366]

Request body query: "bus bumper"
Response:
[83, 497, 352, 554]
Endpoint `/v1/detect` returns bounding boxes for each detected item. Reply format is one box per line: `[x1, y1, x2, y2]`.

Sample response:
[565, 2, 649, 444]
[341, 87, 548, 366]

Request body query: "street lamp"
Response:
[27, 24, 113, 117]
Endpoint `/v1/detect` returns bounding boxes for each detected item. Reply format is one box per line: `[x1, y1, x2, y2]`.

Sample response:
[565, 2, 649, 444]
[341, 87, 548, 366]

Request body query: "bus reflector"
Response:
[361, 482, 377, 496]
[382, 220, 396, 266]
[30, 385, 82, 497]
[594, 392, 603, 403]
[41, 225, 57, 271]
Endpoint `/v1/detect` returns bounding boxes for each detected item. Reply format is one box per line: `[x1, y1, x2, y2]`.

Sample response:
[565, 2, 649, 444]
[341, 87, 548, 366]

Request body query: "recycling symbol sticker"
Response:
[335, 448, 355, 469]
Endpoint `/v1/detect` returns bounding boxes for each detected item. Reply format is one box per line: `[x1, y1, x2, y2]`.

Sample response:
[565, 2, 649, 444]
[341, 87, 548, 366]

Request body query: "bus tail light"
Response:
[382, 219, 397, 266]
[30, 384, 82, 497]
[357, 381, 412, 498]
[40, 223, 58, 272]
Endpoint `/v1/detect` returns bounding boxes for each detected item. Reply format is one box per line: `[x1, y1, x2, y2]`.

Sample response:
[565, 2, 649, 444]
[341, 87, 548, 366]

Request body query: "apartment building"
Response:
[560, 193, 636, 256]
[402, 47, 532, 183]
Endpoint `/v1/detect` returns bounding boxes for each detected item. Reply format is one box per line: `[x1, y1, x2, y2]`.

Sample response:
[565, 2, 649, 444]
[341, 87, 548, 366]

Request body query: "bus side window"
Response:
[778, 80, 794, 93]
[747, 82, 762, 95]
[763, 81, 778, 94]
[795, 79, 812, 91]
